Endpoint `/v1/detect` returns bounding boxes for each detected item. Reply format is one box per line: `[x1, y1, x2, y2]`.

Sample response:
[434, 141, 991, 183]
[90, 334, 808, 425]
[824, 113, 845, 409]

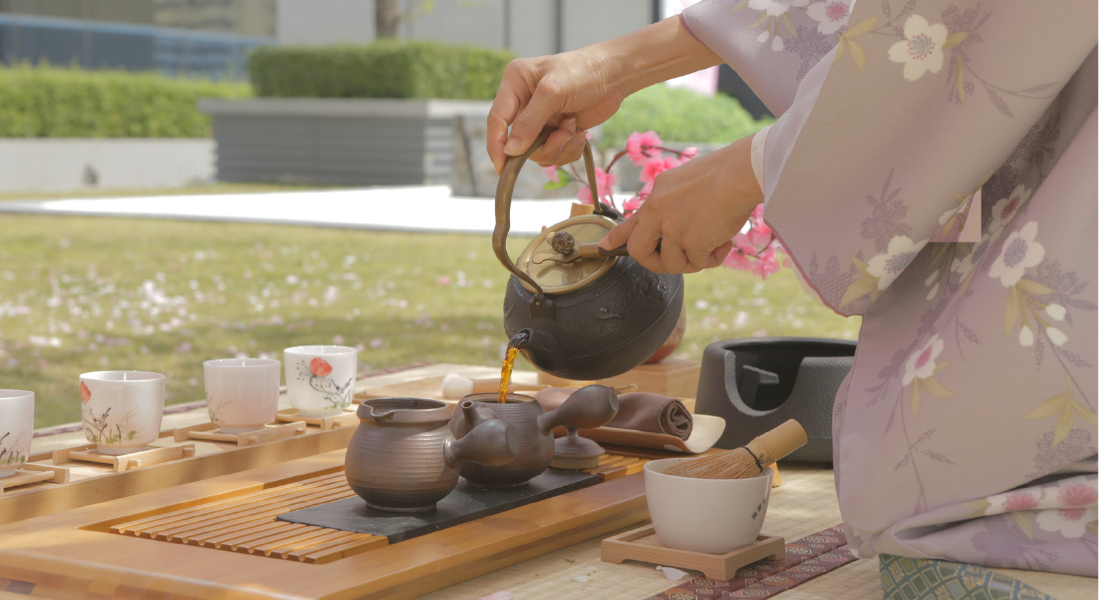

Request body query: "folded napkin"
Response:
[533, 387, 694, 440]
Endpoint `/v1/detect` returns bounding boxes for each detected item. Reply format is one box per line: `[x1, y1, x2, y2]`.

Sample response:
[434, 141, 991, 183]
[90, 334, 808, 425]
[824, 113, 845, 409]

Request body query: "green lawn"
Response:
[0, 214, 860, 429]
[0, 183, 344, 201]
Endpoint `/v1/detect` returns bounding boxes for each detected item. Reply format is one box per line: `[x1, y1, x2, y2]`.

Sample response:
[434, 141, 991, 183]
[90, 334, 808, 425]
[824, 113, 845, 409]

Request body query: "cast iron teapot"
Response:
[494, 128, 684, 381]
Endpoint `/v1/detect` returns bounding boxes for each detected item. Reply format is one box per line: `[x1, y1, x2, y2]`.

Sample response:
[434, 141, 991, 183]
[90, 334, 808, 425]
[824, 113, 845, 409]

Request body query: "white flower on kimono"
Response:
[988, 221, 1044, 287]
[749, 0, 808, 17]
[989, 184, 1032, 233]
[887, 15, 948, 81]
[866, 236, 929, 290]
[806, 0, 850, 34]
[1036, 477, 1098, 538]
[902, 335, 944, 386]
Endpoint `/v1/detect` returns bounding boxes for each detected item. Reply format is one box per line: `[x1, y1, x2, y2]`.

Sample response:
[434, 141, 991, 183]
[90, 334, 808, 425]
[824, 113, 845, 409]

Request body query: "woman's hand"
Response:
[487, 52, 627, 173]
[599, 134, 763, 274]
[486, 17, 723, 174]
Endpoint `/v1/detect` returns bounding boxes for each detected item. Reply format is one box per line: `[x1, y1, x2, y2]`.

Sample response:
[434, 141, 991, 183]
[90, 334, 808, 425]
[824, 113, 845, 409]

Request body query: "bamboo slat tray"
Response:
[0, 447, 672, 600]
[0, 421, 354, 526]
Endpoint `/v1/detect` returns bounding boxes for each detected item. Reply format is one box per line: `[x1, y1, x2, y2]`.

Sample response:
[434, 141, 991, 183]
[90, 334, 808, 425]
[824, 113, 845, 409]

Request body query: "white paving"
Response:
[0, 185, 619, 236]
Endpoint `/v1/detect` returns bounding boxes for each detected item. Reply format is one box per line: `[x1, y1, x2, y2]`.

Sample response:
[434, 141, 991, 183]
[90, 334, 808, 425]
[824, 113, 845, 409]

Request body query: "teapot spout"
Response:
[444, 419, 519, 469]
[457, 400, 498, 439]
[507, 329, 531, 351]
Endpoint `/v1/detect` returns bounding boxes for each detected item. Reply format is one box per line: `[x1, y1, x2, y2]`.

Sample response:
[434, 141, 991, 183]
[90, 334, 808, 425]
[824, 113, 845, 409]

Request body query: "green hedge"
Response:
[0, 64, 250, 138]
[600, 84, 773, 149]
[249, 42, 514, 100]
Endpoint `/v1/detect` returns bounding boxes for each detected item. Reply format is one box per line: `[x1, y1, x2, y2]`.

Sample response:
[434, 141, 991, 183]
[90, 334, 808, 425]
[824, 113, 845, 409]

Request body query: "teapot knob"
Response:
[537, 384, 619, 435]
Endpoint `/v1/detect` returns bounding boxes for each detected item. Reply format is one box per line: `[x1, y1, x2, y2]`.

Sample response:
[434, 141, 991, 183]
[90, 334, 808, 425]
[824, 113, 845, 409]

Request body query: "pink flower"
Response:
[752, 247, 782, 279]
[542, 166, 560, 182]
[640, 156, 684, 183]
[1002, 492, 1039, 512]
[309, 358, 333, 377]
[680, 147, 699, 159]
[748, 221, 774, 248]
[625, 131, 662, 166]
[1058, 482, 1098, 507]
[622, 196, 644, 216]
[723, 249, 754, 270]
[576, 167, 617, 204]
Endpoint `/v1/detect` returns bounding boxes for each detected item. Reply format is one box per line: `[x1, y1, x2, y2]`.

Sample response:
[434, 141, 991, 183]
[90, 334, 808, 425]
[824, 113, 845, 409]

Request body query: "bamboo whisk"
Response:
[664, 420, 808, 479]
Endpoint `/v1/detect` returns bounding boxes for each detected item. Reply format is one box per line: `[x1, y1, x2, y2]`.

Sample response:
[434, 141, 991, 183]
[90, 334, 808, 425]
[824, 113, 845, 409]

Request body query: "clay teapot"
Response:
[345, 398, 519, 512]
[448, 385, 619, 487]
[494, 128, 684, 381]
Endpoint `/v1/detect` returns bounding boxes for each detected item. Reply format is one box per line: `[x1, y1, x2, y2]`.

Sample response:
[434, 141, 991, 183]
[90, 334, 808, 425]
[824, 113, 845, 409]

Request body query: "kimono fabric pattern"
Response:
[684, 0, 1097, 578]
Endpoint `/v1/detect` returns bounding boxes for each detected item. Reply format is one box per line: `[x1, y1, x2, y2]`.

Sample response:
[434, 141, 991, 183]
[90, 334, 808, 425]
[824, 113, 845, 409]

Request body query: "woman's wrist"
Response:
[710, 133, 764, 217]
[579, 16, 723, 98]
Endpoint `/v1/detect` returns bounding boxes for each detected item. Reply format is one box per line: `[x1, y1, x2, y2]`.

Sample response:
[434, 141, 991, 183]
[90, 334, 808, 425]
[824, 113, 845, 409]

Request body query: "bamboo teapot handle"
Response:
[492, 127, 619, 296]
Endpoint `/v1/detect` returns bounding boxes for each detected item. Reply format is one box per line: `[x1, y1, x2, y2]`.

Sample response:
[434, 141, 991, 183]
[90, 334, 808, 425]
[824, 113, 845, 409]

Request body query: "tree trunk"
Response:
[376, 0, 401, 39]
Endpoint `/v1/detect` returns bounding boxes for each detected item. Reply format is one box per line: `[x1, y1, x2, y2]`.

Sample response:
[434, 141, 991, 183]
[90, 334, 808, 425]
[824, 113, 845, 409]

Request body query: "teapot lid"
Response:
[514, 214, 619, 295]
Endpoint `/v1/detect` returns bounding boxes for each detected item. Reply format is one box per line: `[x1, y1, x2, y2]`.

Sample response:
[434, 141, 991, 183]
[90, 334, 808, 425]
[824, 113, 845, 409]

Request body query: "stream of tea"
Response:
[499, 347, 519, 403]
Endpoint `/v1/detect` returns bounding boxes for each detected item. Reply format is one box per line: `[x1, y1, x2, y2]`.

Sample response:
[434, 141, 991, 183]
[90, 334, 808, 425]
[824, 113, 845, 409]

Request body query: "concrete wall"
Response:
[202, 98, 493, 186]
[275, 0, 656, 56]
[0, 139, 214, 193]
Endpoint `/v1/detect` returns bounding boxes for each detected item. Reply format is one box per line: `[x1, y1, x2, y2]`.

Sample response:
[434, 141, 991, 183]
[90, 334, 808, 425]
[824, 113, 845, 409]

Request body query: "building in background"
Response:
[0, 0, 275, 78]
[276, 0, 658, 58]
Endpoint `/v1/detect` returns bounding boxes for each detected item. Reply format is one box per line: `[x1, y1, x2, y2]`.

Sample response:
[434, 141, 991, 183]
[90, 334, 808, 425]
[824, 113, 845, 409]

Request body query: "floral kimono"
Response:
[683, 0, 1097, 577]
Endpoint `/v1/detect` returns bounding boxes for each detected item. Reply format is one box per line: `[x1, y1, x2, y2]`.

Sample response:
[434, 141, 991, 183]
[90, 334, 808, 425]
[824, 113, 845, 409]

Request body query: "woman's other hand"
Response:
[599, 134, 762, 275]
[486, 17, 723, 174]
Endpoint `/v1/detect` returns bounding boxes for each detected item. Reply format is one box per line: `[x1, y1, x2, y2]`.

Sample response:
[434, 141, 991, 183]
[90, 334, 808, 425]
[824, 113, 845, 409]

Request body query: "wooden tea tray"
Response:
[0, 447, 678, 600]
[0, 424, 354, 526]
[602, 524, 786, 580]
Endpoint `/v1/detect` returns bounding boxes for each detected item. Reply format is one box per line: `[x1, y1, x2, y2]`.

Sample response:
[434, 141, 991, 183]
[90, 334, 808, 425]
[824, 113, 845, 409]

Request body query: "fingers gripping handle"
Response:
[492, 127, 611, 296]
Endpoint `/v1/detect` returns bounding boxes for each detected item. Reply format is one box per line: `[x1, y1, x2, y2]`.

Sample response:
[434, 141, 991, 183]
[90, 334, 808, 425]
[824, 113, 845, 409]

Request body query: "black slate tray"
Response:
[277, 469, 601, 543]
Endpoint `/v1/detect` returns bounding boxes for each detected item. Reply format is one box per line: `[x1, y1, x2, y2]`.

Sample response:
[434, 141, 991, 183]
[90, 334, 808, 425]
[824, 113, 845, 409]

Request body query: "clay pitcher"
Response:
[448, 388, 618, 487]
[346, 398, 519, 512]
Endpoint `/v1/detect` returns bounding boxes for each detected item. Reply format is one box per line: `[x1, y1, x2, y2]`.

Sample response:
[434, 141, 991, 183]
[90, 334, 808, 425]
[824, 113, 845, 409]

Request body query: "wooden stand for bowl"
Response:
[601, 524, 785, 580]
[0, 464, 69, 494]
[276, 408, 359, 430]
[173, 421, 307, 446]
[52, 444, 196, 473]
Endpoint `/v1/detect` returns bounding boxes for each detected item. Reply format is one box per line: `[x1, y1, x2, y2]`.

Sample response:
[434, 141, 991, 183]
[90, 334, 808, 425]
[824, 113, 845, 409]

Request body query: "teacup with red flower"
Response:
[284, 345, 357, 418]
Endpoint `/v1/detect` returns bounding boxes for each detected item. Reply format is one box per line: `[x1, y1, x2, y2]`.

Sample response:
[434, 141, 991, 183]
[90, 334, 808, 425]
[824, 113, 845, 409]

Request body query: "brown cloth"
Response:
[533, 387, 694, 440]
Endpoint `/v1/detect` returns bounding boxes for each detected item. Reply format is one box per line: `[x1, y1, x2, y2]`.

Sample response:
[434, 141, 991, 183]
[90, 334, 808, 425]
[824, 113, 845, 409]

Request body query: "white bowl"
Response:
[203, 359, 281, 434]
[79, 371, 166, 455]
[0, 390, 35, 477]
[644, 457, 773, 554]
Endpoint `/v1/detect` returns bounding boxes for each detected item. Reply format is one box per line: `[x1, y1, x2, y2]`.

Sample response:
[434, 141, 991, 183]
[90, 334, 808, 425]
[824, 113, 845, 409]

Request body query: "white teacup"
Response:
[284, 345, 357, 418]
[79, 371, 166, 456]
[644, 458, 773, 554]
[0, 390, 34, 477]
[203, 358, 281, 434]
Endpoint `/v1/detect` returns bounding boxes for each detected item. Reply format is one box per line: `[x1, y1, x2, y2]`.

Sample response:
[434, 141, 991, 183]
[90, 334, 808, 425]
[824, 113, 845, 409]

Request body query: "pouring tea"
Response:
[494, 127, 684, 381]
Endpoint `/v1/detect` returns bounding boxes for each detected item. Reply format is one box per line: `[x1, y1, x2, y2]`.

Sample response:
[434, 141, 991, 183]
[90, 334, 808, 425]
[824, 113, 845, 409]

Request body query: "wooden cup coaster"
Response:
[601, 524, 785, 580]
[52, 444, 196, 473]
[0, 464, 70, 494]
[172, 421, 307, 447]
[275, 408, 358, 431]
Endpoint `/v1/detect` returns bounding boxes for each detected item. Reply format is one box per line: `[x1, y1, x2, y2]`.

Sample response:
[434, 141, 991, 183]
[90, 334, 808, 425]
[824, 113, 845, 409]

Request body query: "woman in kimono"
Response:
[487, 0, 1098, 589]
